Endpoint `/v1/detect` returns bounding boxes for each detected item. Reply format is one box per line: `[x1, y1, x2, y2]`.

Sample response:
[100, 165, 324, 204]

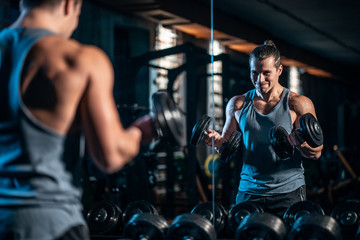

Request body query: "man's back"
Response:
[0, 26, 87, 239]
[12, 27, 141, 173]
[0, 0, 147, 238]
[21, 33, 90, 134]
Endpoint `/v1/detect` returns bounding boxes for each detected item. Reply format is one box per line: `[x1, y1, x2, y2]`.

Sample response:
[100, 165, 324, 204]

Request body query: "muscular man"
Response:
[0, 0, 158, 239]
[205, 40, 323, 217]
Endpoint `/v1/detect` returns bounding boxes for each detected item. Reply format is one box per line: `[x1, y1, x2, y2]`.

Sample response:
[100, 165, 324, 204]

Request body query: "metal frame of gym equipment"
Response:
[127, 42, 239, 217]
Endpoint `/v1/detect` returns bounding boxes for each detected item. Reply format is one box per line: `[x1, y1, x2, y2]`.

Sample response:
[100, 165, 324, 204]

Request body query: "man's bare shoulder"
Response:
[225, 94, 246, 117]
[34, 35, 112, 77]
[70, 40, 110, 62]
[288, 91, 315, 115]
[228, 94, 246, 111]
[35, 35, 110, 64]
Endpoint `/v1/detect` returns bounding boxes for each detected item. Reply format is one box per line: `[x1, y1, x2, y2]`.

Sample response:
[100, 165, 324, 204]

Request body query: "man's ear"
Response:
[64, 0, 74, 15]
[278, 64, 283, 76]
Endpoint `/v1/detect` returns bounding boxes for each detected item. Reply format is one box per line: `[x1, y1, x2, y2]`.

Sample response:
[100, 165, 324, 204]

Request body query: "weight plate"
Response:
[152, 91, 186, 147]
[123, 213, 169, 240]
[191, 202, 227, 233]
[235, 212, 287, 240]
[288, 215, 342, 240]
[122, 200, 158, 226]
[227, 202, 264, 234]
[331, 199, 360, 239]
[269, 125, 294, 159]
[283, 200, 325, 229]
[299, 113, 323, 148]
[86, 201, 122, 234]
[220, 130, 241, 163]
[167, 213, 217, 240]
[190, 115, 212, 147]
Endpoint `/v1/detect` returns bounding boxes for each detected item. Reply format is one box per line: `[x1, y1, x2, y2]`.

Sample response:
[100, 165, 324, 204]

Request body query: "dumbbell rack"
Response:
[88, 199, 360, 240]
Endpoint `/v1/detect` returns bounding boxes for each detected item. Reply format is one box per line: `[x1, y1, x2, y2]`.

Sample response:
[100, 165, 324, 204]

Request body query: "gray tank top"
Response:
[238, 88, 305, 195]
[0, 27, 86, 239]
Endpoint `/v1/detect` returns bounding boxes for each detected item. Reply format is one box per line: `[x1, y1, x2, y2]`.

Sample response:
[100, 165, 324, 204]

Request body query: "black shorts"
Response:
[0, 225, 90, 240]
[56, 225, 90, 240]
[235, 185, 307, 218]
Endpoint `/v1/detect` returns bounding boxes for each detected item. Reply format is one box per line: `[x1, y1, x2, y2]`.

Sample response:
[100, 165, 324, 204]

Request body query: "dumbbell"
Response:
[86, 200, 158, 235]
[331, 199, 360, 240]
[283, 200, 325, 229]
[287, 215, 342, 240]
[235, 212, 287, 240]
[269, 113, 323, 159]
[86, 201, 123, 235]
[190, 114, 242, 163]
[123, 213, 169, 240]
[190, 202, 227, 234]
[226, 201, 264, 235]
[167, 213, 217, 240]
[284, 201, 342, 240]
[122, 200, 158, 226]
[151, 91, 186, 147]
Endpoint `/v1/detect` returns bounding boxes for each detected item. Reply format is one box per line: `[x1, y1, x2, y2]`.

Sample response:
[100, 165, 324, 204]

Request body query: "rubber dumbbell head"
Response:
[287, 215, 342, 240]
[152, 91, 186, 147]
[190, 115, 212, 147]
[86, 201, 122, 235]
[283, 200, 325, 229]
[167, 213, 217, 240]
[123, 213, 168, 240]
[235, 212, 287, 240]
[122, 200, 158, 226]
[220, 130, 242, 163]
[227, 201, 264, 234]
[269, 125, 294, 159]
[331, 199, 360, 239]
[191, 202, 227, 234]
[299, 113, 323, 148]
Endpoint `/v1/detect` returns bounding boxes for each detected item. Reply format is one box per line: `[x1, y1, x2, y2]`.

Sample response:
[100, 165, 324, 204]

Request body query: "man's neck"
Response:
[10, 8, 62, 35]
[255, 85, 284, 102]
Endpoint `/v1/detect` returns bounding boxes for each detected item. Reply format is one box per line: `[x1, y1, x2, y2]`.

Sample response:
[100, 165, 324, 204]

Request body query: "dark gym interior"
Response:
[1, 0, 360, 239]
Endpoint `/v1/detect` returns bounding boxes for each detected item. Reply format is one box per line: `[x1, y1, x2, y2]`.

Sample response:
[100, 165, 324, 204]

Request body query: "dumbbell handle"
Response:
[203, 130, 209, 137]
[288, 126, 322, 148]
[287, 129, 305, 146]
[201, 128, 222, 143]
[132, 115, 159, 144]
[202, 130, 228, 155]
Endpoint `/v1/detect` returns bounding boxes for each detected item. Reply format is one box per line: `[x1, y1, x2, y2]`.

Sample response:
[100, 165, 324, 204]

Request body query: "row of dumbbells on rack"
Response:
[86, 199, 360, 239]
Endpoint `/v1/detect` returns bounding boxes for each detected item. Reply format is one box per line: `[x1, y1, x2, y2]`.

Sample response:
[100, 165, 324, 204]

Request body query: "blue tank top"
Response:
[238, 88, 305, 195]
[0, 28, 86, 239]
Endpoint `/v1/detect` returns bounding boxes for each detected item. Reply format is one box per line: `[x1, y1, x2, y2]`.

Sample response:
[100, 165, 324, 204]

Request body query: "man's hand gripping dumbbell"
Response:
[190, 115, 241, 163]
[269, 113, 323, 160]
[133, 91, 186, 146]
